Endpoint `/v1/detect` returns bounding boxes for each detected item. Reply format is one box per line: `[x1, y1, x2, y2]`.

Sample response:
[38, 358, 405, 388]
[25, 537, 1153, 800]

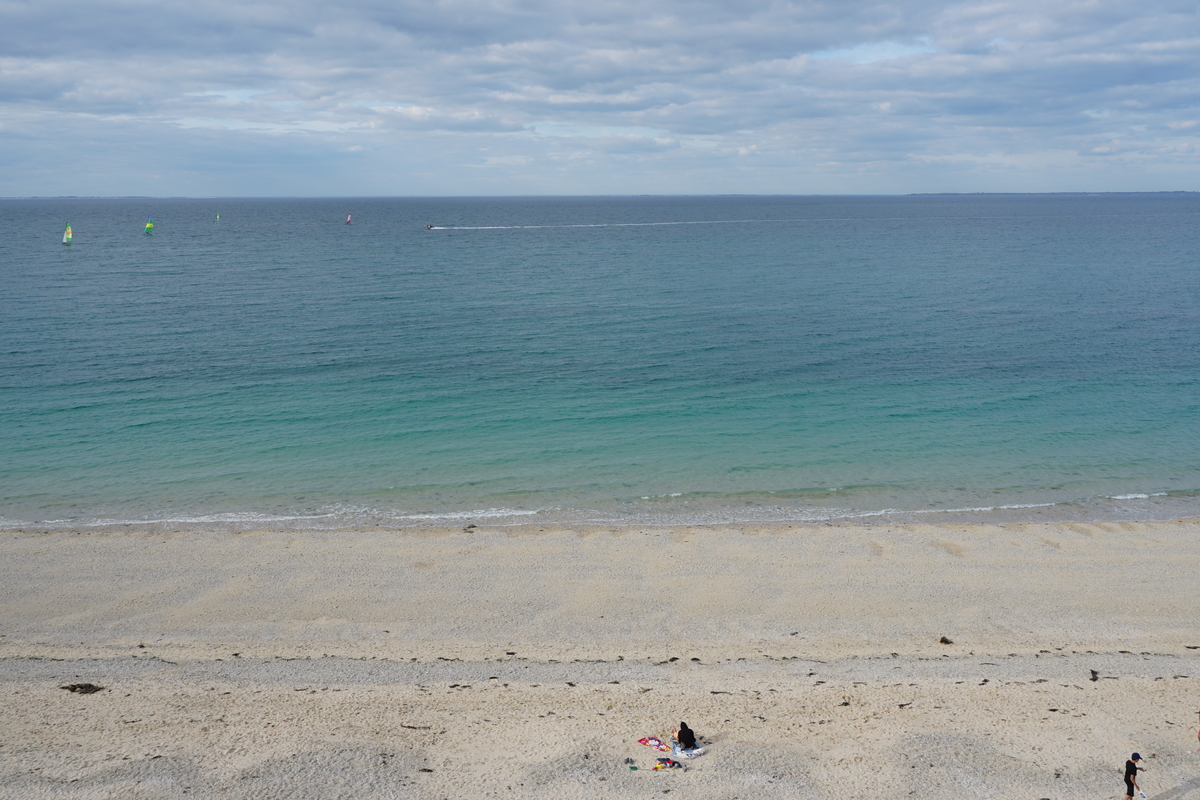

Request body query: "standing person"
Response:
[1124, 753, 1144, 800]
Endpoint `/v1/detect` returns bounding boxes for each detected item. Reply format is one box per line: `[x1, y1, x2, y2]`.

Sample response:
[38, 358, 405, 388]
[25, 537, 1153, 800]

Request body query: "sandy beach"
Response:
[2, 520, 1199, 798]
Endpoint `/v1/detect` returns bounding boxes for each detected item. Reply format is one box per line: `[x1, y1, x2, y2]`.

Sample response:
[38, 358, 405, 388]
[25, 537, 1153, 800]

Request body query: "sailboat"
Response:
[345, 211, 352, 225]
[144, 218, 154, 235]
[62, 223, 72, 245]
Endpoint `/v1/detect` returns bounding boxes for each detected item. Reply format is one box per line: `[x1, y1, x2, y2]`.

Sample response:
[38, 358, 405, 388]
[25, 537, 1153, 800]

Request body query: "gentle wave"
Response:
[3, 491, 1198, 532]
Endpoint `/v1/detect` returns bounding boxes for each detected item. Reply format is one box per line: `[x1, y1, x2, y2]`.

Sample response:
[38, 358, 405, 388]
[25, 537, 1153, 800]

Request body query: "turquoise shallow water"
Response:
[2, 195, 1199, 529]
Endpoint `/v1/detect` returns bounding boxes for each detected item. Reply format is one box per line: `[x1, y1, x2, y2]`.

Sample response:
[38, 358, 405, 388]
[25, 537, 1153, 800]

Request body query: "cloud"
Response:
[2, 0, 1199, 194]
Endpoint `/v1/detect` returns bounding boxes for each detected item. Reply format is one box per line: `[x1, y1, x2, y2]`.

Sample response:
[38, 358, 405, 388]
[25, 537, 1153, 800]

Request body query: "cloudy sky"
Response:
[2, 0, 1198, 196]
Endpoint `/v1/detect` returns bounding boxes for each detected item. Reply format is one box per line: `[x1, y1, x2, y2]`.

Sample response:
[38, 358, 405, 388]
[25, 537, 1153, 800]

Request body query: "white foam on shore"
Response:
[2, 490, 1197, 532]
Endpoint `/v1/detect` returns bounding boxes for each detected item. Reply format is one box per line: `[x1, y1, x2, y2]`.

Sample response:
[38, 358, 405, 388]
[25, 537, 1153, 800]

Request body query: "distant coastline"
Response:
[907, 190, 1198, 196]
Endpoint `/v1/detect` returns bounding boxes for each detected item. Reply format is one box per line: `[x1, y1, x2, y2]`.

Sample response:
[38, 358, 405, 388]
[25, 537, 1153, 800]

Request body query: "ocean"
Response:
[2, 194, 1198, 530]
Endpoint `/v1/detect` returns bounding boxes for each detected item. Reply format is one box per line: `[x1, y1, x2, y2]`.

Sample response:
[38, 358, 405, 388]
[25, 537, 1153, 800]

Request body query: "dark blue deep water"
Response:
[2, 195, 1199, 529]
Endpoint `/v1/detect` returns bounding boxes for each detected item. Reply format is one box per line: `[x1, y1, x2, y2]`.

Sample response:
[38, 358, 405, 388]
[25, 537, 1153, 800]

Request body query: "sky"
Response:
[2, 0, 1198, 196]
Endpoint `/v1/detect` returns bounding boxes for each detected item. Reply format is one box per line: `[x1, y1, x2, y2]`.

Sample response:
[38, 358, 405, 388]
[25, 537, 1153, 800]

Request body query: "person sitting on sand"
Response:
[1124, 752, 1144, 800]
[672, 722, 704, 758]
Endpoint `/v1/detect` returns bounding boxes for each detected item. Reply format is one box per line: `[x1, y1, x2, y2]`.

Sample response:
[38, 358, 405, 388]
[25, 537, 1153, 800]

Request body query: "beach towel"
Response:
[638, 736, 672, 752]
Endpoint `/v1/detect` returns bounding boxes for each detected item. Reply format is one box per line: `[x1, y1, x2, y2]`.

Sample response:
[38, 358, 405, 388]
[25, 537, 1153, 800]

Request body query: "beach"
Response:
[2, 520, 1199, 798]
[5, 191, 1200, 799]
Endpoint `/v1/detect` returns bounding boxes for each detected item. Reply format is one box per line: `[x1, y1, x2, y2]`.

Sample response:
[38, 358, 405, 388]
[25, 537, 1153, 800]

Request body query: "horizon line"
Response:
[4, 190, 1198, 201]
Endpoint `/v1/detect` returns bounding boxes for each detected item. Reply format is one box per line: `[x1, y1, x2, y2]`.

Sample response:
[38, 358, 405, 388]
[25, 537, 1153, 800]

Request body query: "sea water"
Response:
[2, 194, 1198, 530]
